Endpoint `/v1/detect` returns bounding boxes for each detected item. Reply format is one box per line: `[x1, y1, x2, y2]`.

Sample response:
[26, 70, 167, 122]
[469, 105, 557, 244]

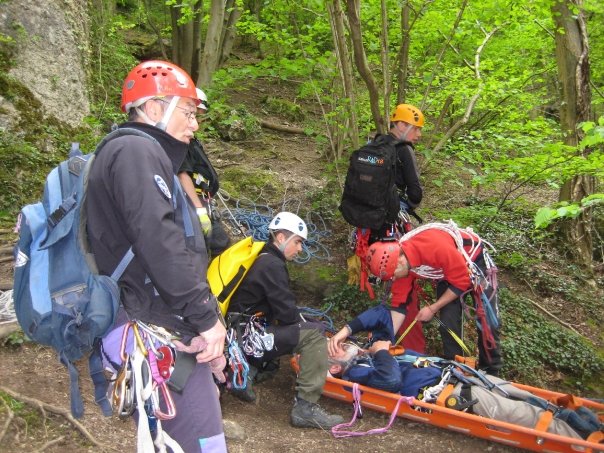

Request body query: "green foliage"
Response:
[306, 161, 343, 221]
[261, 96, 305, 122]
[322, 284, 375, 323]
[0, 391, 43, 427]
[0, 131, 57, 213]
[534, 196, 604, 229]
[532, 118, 604, 229]
[88, 7, 137, 125]
[220, 167, 282, 201]
[2, 330, 27, 348]
[209, 104, 261, 141]
[500, 288, 604, 390]
[0, 31, 17, 72]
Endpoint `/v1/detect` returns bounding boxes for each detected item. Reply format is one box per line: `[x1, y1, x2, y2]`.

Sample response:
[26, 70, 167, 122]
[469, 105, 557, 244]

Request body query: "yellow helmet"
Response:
[390, 104, 425, 127]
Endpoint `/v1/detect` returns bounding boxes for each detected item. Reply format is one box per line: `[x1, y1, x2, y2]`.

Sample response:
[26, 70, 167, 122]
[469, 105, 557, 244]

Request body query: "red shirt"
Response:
[391, 228, 481, 307]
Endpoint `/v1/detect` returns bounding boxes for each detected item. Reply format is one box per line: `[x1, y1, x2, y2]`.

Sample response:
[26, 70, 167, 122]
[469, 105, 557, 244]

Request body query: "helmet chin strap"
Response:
[155, 96, 179, 131]
[136, 96, 180, 131]
[399, 123, 414, 141]
[271, 231, 296, 254]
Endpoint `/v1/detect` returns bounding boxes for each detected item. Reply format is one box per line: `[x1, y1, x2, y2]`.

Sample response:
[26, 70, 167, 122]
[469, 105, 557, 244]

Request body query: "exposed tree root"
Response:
[0, 397, 15, 444]
[260, 119, 309, 135]
[0, 386, 118, 452]
[33, 435, 65, 452]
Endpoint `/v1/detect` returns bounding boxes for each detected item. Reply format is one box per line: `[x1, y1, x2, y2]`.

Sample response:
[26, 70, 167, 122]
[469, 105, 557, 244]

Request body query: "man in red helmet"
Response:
[365, 223, 503, 376]
[86, 60, 227, 451]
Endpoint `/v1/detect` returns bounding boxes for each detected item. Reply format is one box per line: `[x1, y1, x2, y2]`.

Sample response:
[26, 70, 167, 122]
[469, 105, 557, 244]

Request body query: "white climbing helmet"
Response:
[268, 212, 308, 240]
[196, 88, 209, 112]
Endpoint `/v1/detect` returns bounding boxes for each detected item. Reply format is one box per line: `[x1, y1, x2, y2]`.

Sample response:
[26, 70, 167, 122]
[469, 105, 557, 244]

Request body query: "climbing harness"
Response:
[400, 220, 500, 357]
[108, 321, 183, 452]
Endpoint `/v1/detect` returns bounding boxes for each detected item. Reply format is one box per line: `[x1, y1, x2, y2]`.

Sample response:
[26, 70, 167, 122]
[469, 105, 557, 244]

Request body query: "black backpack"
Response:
[339, 135, 400, 230]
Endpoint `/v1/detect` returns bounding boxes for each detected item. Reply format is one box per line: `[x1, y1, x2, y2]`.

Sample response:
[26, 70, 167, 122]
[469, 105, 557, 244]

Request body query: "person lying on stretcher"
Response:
[327, 306, 603, 441]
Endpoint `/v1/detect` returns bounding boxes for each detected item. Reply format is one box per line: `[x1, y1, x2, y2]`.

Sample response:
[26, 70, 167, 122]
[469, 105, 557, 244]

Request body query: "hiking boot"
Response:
[229, 366, 257, 402]
[254, 359, 280, 384]
[230, 381, 256, 402]
[290, 398, 344, 429]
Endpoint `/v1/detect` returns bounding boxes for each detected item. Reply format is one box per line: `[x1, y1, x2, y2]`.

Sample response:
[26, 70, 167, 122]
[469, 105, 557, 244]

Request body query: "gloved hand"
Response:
[196, 207, 212, 236]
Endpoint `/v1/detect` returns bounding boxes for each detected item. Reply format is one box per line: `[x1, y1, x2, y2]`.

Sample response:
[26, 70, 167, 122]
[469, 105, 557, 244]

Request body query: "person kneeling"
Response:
[227, 212, 343, 429]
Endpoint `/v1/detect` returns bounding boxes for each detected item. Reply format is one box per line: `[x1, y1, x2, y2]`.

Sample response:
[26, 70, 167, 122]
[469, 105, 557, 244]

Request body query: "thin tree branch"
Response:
[521, 279, 581, 335]
[432, 24, 501, 153]
[421, 0, 468, 109]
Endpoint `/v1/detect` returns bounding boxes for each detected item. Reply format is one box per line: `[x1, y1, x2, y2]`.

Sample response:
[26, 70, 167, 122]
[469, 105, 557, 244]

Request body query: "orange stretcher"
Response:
[291, 358, 604, 452]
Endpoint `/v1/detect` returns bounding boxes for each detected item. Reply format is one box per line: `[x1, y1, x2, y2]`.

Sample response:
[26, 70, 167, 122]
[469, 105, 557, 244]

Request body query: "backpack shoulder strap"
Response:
[94, 127, 159, 156]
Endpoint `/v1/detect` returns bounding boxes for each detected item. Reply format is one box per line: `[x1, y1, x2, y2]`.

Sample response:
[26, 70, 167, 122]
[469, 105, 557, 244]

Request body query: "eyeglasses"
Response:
[154, 98, 198, 122]
[172, 104, 199, 122]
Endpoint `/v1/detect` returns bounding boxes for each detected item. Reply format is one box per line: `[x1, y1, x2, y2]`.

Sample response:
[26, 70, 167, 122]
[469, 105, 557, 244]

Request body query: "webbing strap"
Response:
[331, 383, 414, 438]
[355, 229, 375, 299]
[60, 351, 85, 419]
[552, 394, 582, 410]
[535, 409, 554, 432]
[586, 430, 604, 444]
[173, 175, 194, 239]
[111, 247, 135, 280]
[89, 345, 112, 416]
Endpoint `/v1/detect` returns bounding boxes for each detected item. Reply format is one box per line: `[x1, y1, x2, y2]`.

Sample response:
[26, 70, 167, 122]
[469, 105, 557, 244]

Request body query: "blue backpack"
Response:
[12, 128, 159, 419]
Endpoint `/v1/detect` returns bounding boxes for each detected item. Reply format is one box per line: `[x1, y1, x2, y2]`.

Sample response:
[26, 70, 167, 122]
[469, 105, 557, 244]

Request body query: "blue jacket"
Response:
[343, 304, 441, 396]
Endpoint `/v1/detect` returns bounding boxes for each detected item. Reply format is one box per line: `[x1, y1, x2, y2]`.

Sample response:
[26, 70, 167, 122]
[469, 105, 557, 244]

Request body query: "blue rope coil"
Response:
[217, 192, 332, 263]
[299, 303, 335, 332]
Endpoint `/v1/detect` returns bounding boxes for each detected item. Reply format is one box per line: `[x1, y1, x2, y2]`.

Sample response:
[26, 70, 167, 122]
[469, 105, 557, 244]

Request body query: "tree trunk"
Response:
[380, 0, 390, 129]
[396, 2, 410, 104]
[552, 0, 594, 267]
[345, 0, 384, 133]
[198, 0, 227, 87]
[327, 0, 359, 152]
[219, 0, 242, 66]
[170, 4, 201, 76]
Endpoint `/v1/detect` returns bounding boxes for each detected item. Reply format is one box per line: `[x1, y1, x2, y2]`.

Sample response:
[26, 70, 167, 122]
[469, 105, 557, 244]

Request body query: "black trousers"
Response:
[436, 259, 503, 375]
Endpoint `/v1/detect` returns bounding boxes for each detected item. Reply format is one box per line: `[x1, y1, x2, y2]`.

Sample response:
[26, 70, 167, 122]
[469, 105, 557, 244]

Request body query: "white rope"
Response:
[0, 290, 16, 325]
[399, 220, 496, 285]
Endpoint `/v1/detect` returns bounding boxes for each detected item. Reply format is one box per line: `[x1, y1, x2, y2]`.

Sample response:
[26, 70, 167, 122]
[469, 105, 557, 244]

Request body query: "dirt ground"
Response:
[0, 338, 521, 453]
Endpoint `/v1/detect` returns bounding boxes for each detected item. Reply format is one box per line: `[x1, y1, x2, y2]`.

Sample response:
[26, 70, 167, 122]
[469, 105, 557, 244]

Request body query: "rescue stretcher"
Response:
[291, 358, 604, 452]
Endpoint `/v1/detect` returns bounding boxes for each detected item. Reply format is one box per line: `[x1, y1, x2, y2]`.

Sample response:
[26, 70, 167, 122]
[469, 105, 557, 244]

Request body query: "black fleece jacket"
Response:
[86, 122, 218, 336]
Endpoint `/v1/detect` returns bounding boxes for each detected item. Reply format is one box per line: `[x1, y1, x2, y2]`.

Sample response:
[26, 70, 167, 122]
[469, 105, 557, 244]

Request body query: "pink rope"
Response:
[331, 384, 415, 438]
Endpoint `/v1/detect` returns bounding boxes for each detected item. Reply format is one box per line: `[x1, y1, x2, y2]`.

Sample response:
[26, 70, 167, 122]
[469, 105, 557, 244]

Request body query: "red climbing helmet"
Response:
[366, 241, 401, 280]
[121, 60, 199, 112]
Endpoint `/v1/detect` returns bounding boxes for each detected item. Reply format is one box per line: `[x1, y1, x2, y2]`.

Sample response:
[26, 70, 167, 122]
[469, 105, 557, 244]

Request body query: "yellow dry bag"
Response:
[207, 236, 265, 316]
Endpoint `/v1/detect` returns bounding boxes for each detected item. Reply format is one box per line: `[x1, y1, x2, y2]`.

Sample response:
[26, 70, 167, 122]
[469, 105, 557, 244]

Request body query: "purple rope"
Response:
[331, 383, 415, 438]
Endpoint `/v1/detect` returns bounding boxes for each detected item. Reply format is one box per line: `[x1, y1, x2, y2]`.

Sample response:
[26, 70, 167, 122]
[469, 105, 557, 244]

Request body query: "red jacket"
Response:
[391, 228, 482, 306]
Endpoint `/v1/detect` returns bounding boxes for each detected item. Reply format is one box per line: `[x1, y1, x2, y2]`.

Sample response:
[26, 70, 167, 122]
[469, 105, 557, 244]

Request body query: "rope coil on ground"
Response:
[0, 290, 16, 325]
[216, 189, 332, 264]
